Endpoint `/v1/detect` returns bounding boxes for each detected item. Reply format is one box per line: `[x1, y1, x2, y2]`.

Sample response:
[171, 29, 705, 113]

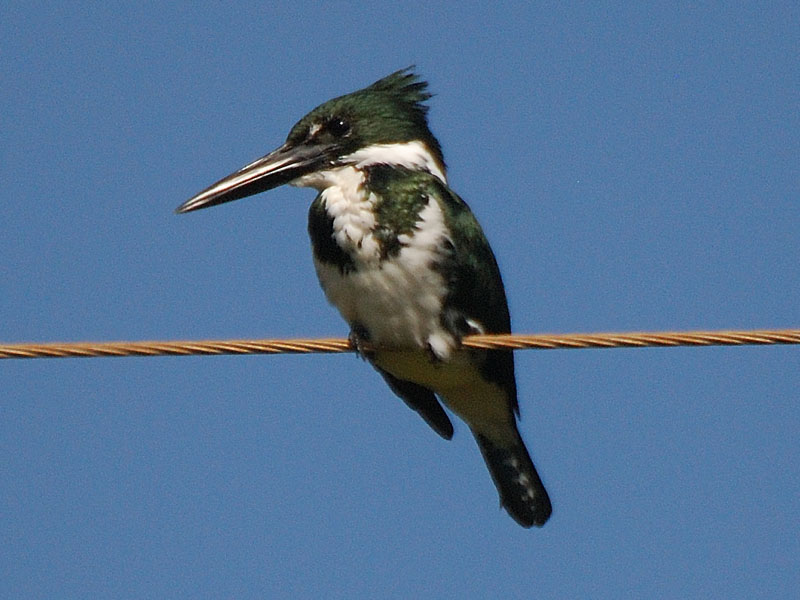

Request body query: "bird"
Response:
[176, 68, 552, 527]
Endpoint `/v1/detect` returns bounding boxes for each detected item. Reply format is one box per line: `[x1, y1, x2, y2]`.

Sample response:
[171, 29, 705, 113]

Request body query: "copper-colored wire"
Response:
[2, 328, 798, 360]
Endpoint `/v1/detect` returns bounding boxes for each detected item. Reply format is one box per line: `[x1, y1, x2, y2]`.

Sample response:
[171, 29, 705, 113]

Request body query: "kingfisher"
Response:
[176, 68, 552, 527]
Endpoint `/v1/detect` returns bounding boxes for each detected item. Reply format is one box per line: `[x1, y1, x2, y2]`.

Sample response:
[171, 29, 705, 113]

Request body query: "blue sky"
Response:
[2, 3, 798, 598]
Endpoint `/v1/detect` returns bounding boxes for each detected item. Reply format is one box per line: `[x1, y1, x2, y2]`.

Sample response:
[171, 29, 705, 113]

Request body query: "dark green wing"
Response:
[376, 367, 454, 439]
[365, 166, 518, 414]
[430, 179, 519, 413]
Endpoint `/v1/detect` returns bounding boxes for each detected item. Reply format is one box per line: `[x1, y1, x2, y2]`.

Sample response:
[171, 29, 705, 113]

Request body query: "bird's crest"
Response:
[365, 67, 433, 116]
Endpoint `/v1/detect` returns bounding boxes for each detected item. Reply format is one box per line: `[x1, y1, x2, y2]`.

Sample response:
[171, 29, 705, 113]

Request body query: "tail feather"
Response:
[474, 429, 552, 527]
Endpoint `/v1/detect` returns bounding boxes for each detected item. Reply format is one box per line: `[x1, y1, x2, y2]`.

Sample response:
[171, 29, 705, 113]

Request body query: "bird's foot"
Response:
[348, 324, 374, 361]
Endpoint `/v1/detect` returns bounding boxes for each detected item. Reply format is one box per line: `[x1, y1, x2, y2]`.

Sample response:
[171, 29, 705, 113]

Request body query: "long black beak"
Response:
[175, 142, 332, 214]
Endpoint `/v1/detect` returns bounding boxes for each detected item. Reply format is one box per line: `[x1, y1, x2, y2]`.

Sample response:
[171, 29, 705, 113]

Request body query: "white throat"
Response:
[291, 140, 446, 191]
[345, 140, 447, 184]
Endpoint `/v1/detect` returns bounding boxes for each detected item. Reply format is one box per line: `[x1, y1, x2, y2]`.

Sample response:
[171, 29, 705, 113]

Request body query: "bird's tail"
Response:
[473, 427, 552, 527]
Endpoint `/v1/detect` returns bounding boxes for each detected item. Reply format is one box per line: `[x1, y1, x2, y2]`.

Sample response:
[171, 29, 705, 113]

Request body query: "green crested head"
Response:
[284, 67, 445, 172]
[176, 68, 447, 214]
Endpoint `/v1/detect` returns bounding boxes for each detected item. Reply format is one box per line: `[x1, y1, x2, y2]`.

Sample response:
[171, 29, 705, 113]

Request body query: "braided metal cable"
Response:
[2, 328, 798, 360]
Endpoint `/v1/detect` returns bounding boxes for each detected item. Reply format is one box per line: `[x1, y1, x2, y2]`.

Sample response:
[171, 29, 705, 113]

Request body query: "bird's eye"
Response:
[326, 117, 351, 138]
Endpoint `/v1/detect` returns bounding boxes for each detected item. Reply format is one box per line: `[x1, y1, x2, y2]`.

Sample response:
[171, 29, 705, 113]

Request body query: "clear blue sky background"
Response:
[2, 3, 798, 598]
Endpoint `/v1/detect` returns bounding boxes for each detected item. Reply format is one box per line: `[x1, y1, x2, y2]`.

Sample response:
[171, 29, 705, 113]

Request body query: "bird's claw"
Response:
[349, 325, 374, 361]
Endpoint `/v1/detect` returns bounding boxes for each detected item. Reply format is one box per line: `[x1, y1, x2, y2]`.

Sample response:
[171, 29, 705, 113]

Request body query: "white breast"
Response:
[314, 193, 457, 359]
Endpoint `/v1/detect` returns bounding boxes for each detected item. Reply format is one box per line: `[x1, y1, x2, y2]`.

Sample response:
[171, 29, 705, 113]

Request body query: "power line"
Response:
[2, 328, 798, 360]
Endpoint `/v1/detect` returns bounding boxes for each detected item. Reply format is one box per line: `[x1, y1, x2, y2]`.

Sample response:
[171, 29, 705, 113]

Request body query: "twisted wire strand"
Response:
[1, 328, 798, 360]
